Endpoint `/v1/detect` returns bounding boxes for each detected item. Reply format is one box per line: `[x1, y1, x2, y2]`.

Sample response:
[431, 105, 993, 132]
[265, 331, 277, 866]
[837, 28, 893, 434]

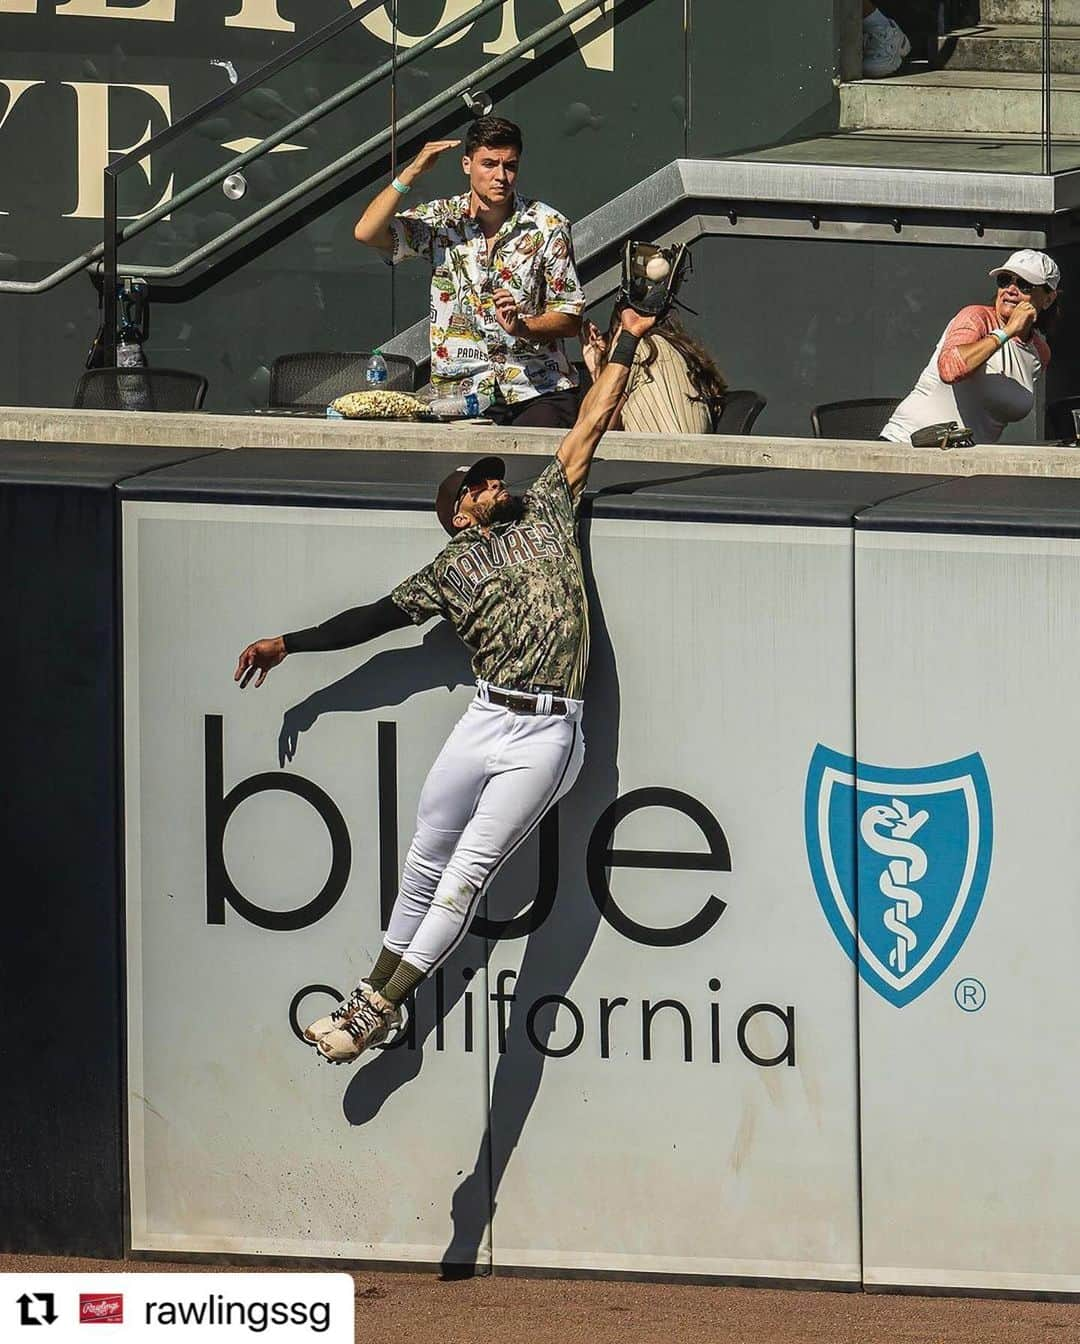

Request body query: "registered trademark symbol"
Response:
[954, 977, 986, 1012]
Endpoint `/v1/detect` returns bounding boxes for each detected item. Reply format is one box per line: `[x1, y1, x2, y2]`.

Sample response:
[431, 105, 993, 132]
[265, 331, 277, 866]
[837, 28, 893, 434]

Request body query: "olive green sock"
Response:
[367, 946, 402, 993]
[380, 959, 426, 1008]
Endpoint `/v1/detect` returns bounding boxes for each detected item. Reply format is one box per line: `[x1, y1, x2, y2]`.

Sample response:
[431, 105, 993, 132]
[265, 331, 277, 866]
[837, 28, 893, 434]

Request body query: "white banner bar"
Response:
[0, 1274, 353, 1342]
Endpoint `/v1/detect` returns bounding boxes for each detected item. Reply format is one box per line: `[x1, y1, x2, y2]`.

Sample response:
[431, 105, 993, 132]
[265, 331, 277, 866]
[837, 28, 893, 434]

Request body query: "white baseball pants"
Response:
[384, 683, 585, 975]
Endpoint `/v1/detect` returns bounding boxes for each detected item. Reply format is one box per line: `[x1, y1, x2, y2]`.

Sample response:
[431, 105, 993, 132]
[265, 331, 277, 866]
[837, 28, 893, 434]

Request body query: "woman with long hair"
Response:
[580, 306, 727, 434]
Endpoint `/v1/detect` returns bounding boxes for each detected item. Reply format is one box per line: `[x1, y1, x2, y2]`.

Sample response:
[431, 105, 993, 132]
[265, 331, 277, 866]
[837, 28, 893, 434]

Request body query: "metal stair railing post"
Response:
[1043, 0, 1052, 175]
[103, 168, 117, 365]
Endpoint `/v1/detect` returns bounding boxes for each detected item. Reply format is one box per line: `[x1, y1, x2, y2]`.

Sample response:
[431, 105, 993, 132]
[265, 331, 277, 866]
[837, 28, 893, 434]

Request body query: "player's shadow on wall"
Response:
[436, 514, 621, 1275]
[276, 619, 473, 767]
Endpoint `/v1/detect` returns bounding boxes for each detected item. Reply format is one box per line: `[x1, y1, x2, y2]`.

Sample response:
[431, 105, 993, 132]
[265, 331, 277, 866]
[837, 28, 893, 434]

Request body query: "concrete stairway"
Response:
[841, 0, 1080, 144]
[941, 25, 1080, 74]
[842, 71, 1080, 136]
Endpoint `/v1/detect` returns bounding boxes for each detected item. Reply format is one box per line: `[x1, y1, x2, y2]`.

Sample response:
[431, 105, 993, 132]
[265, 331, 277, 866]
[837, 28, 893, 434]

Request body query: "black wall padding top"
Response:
[857, 474, 1080, 538]
[0, 440, 216, 1259]
[118, 449, 754, 510]
[0, 439, 218, 487]
[586, 468, 957, 526]
[121, 448, 958, 528]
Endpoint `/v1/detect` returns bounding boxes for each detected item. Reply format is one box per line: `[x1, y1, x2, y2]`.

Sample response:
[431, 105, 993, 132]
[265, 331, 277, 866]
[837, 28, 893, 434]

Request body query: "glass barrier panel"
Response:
[112, 20, 395, 274]
[1049, 0, 1080, 171]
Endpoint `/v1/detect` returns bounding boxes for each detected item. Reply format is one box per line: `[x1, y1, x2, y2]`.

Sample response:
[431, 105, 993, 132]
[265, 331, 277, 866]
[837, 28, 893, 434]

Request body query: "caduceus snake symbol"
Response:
[859, 799, 930, 974]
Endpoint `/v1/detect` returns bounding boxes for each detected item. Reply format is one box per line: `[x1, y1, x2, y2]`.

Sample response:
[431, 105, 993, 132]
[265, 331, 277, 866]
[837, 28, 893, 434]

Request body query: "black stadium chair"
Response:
[73, 366, 208, 412]
[1046, 396, 1080, 443]
[811, 397, 901, 440]
[714, 389, 766, 434]
[269, 351, 417, 410]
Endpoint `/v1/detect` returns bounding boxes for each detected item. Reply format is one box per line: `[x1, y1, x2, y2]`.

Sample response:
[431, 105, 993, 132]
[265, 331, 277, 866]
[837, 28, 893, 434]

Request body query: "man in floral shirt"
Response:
[353, 117, 585, 428]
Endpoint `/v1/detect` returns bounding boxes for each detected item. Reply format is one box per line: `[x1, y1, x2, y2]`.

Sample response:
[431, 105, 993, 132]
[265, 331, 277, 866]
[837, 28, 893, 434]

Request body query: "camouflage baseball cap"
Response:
[435, 455, 506, 535]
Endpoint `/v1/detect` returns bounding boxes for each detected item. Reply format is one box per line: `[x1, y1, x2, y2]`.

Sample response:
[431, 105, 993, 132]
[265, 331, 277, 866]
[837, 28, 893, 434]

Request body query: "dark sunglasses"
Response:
[996, 271, 1036, 294]
[456, 475, 502, 506]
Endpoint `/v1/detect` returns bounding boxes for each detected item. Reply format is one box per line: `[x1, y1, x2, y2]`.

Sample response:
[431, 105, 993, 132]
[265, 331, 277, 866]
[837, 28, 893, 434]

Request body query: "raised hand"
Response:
[234, 635, 287, 689]
[580, 318, 608, 377]
[403, 139, 462, 182]
[619, 306, 659, 339]
[1004, 299, 1038, 341]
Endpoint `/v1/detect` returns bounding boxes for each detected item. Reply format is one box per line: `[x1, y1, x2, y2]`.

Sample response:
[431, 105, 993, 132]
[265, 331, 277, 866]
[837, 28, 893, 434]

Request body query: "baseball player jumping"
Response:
[234, 305, 656, 1065]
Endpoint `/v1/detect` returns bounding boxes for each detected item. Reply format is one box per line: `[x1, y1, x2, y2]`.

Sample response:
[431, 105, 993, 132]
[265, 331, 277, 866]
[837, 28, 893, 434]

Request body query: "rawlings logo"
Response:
[805, 745, 993, 1007]
[79, 1293, 123, 1323]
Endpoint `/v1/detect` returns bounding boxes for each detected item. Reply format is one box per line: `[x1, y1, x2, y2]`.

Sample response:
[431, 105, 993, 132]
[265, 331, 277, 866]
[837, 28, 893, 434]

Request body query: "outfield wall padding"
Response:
[0, 440, 217, 1259]
[854, 476, 1080, 1295]
[115, 451, 949, 1277]
[16, 441, 1074, 1289]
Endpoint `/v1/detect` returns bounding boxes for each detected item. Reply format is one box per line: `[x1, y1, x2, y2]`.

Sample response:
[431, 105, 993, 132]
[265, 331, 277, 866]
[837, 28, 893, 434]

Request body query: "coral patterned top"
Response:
[882, 304, 1050, 445]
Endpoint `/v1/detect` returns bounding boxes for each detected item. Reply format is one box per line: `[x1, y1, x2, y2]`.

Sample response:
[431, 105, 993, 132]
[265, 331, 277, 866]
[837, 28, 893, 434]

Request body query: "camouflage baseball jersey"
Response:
[391, 458, 589, 698]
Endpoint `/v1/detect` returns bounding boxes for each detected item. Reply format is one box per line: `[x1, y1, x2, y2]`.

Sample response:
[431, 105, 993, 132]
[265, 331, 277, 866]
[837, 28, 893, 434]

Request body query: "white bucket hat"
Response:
[989, 248, 1060, 291]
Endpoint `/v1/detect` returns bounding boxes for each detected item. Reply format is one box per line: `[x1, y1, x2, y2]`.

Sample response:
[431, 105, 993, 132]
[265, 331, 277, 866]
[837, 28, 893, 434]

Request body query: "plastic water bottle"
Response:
[364, 349, 389, 388]
[116, 320, 150, 410]
[431, 392, 482, 419]
[117, 326, 145, 371]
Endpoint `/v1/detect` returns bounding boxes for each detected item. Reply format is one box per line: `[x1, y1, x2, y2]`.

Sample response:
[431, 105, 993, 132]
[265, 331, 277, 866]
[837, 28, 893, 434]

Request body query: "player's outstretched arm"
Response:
[234, 594, 412, 689]
[235, 636, 287, 689]
[557, 307, 656, 496]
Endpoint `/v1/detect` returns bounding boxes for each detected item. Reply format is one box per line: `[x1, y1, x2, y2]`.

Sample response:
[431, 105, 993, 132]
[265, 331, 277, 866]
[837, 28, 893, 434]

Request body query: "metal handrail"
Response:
[1042, 0, 1052, 175]
[0, 0, 610, 322]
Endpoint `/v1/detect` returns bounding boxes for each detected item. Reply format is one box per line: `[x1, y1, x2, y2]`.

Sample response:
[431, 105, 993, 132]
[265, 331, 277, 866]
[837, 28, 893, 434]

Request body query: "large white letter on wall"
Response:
[226, 0, 294, 33]
[357, 0, 614, 67]
[483, 0, 615, 72]
[0, 1, 37, 14]
[358, 0, 476, 50]
[64, 82, 175, 221]
[0, 79, 44, 214]
[58, 0, 175, 20]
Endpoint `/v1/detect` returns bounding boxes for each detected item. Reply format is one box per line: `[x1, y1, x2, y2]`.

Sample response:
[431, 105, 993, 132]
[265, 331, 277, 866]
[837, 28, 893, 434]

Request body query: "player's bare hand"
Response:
[1003, 299, 1037, 341]
[492, 286, 526, 337]
[580, 318, 607, 377]
[619, 307, 658, 338]
[403, 140, 462, 183]
[235, 635, 287, 689]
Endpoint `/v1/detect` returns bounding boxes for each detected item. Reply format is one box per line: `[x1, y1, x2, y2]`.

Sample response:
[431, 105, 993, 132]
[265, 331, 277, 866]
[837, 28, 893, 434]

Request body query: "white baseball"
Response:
[645, 256, 671, 281]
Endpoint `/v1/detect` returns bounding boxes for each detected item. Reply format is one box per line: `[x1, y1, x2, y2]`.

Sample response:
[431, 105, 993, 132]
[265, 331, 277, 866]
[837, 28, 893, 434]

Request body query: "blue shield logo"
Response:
[805, 745, 993, 1008]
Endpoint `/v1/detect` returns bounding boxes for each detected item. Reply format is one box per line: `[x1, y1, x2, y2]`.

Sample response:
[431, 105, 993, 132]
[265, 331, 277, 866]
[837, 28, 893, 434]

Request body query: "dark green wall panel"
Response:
[687, 0, 840, 158]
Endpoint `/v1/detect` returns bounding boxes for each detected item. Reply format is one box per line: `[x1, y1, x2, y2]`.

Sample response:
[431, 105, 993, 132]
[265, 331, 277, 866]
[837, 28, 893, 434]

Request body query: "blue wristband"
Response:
[390, 177, 411, 195]
[990, 327, 1010, 347]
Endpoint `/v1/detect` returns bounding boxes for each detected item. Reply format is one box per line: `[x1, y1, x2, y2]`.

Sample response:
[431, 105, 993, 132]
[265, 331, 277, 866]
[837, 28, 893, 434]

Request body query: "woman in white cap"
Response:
[881, 249, 1059, 445]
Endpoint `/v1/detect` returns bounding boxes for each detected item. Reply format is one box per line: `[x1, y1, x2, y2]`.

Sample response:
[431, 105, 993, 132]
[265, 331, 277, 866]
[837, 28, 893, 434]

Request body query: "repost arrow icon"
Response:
[16, 1292, 56, 1326]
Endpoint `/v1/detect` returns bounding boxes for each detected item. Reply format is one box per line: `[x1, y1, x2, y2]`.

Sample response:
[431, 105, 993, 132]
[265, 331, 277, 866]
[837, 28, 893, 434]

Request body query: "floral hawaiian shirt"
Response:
[388, 192, 585, 408]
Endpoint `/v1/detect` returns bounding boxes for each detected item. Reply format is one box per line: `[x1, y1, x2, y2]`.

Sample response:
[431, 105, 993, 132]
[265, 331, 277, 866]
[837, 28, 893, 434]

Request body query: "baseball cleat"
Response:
[317, 992, 404, 1064]
[302, 982, 373, 1045]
